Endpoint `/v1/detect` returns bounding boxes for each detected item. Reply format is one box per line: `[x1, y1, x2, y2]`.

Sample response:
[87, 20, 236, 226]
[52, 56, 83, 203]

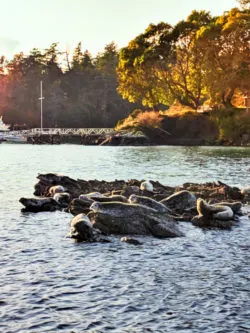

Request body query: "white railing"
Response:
[28, 128, 117, 136]
[12, 128, 146, 138]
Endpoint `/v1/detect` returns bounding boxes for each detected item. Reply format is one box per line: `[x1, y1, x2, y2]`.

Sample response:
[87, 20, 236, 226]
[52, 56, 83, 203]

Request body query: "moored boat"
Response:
[0, 117, 27, 143]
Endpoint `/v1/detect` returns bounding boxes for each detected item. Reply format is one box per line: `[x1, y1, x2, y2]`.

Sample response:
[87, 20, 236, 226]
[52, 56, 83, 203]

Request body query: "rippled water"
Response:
[0, 144, 250, 332]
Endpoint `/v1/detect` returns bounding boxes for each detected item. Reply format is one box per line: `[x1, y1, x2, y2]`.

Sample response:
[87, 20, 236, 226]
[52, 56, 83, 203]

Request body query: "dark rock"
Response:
[34, 173, 81, 197]
[192, 215, 235, 229]
[99, 134, 150, 146]
[88, 201, 184, 238]
[181, 181, 243, 202]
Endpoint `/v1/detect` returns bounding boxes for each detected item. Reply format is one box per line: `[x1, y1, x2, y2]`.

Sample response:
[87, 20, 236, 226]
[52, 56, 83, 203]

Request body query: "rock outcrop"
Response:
[20, 173, 248, 242]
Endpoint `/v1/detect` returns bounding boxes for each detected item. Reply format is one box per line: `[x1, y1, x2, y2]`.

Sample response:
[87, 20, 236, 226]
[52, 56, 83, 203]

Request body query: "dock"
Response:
[14, 128, 149, 145]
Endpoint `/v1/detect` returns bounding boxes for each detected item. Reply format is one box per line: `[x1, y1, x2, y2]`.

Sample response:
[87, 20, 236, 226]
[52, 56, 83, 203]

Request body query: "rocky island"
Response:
[19, 173, 250, 244]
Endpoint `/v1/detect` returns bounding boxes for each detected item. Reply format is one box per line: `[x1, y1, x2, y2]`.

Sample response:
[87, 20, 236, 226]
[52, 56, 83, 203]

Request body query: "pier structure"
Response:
[10, 127, 147, 145]
[28, 127, 117, 136]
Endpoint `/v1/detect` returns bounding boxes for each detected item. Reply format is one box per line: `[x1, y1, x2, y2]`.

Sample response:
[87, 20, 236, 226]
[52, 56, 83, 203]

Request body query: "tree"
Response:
[117, 24, 174, 108]
[72, 42, 84, 71]
[237, 0, 250, 9]
[117, 12, 213, 110]
[196, 8, 250, 107]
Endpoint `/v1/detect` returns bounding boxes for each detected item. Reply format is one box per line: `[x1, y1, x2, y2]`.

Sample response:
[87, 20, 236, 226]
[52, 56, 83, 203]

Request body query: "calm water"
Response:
[0, 144, 250, 333]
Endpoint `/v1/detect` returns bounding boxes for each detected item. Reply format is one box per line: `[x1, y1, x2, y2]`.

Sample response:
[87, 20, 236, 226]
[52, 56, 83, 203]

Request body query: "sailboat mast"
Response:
[40, 81, 43, 132]
[39, 81, 45, 132]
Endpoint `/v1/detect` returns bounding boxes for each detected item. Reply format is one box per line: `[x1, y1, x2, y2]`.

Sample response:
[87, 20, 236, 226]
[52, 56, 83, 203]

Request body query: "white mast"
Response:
[38, 81, 45, 132]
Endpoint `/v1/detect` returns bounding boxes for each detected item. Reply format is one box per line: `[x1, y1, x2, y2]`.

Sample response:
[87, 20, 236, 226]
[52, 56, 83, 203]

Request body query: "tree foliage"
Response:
[117, 8, 250, 110]
[0, 42, 135, 128]
[0, 5, 249, 129]
[196, 8, 250, 107]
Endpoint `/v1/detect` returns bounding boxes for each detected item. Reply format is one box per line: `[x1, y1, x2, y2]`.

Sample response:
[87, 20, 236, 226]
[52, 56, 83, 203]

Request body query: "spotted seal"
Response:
[213, 201, 242, 214]
[129, 194, 170, 213]
[79, 192, 107, 200]
[160, 190, 196, 211]
[90, 201, 158, 217]
[78, 194, 94, 204]
[69, 213, 94, 241]
[19, 197, 60, 212]
[49, 185, 66, 196]
[91, 195, 128, 203]
[53, 192, 71, 206]
[120, 237, 142, 245]
[140, 181, 154, 192]
[197, 198, 234, 220]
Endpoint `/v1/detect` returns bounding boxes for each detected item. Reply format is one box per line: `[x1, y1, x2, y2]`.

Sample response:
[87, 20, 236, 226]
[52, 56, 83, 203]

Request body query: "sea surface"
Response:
[0, 144, 250, 333]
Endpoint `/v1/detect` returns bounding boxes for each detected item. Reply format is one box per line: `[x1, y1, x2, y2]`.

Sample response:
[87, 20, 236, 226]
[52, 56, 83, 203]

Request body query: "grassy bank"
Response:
[115, 107, 250, 146]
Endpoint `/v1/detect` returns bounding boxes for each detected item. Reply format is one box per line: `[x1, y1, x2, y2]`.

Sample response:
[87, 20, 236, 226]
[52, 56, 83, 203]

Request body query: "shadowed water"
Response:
[0, 144, 250, 332]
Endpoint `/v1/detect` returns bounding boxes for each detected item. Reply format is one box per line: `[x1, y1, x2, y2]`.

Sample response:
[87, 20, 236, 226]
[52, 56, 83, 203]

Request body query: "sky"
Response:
[0, 0, 238, 59]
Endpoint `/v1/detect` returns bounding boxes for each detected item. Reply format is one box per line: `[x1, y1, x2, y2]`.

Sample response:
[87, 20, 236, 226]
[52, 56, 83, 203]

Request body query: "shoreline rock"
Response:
[19, 173, 249, 242]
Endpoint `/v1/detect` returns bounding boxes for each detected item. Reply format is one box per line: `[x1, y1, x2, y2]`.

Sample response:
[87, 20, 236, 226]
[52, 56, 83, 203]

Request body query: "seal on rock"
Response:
[140, 181, 154, 192]
[121, 185, 140, 198]
[241, 186, 250, 195]
[53, 192, 71, 207]
[49, 185, 66, 196]
[213, 201, 242, 214]
[120, 237, 142, 245]
[160, 190, 196, 211]
[87, 192, 107, 199]
[197, 198, 234, 220]
[129, 194, 171, 213]
[67, 198, 93, 216]
[90, 201, 158, 217]
[78, 194, 94, 204]
[69, 213, 94, 241]
[19, 197, 61, 212]
[69, 213, 111, 243]
[92, 195, 128, 203]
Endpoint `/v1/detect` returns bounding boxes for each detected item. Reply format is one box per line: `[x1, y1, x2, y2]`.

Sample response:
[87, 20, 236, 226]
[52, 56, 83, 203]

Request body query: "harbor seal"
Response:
[90, 201, 158, 217]
[120, 237, 142, 245]
[67, 198, 93, 215]
[241, 186, 250, 195]
[197, 198, 234, 220]
[129, 194, 171, 213]
[92, 195, 128, 203]
[69, 213, 94, 241]
[87, 192, 107, 199]
[140, 181, 154, 192]
[49, 185, 66, 196]
[160, 190, 196, 211]
[213, 201, 242, 214]
[19, 197, 61, 212]
[53, 192, 71, 207]
[78, 194, 94, 204]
